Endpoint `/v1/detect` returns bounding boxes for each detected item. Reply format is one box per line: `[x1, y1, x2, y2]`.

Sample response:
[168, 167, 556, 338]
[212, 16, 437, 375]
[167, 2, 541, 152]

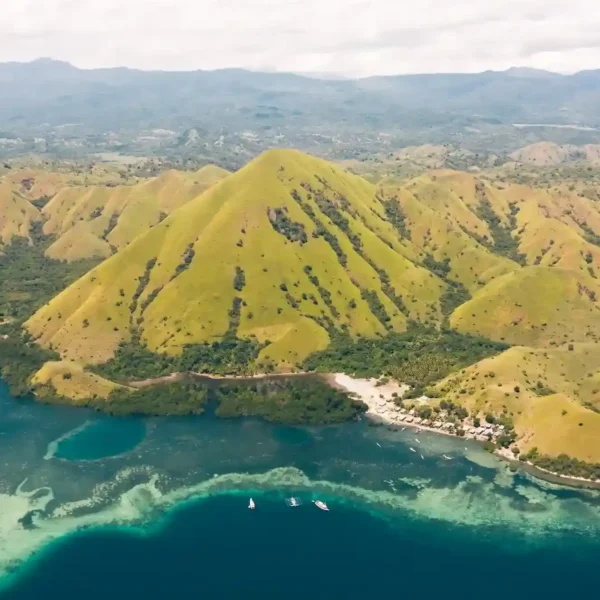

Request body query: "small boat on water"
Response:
[401, 427, 406, 431]
[443, 455, 452, 460]
[420, 454, 425, 460]
[249, 498, 255, 510]
[415, 439, 421, 444]
[410, 447, 417, 453]
[314, 500, 329, 511]
[286, 497, 301, 508]
[376, 442, 382, 448]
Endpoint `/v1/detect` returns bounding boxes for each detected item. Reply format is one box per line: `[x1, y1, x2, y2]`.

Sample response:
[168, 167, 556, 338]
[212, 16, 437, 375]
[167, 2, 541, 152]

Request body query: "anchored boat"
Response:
[249, 498, 255, 510]
[314, 500, 329, 511]
[286, 497, 301, 507]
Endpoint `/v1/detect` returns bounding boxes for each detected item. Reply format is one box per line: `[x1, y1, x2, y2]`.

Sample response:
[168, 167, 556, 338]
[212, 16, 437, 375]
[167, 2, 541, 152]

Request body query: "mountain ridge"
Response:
[4, 148, 600, 464]
[1, 58, 590, 80]
[0, 164, 230, 261]
[25, 149, 447, 366]
[1, 60, 599, 143]
[25, 149, 600, 366]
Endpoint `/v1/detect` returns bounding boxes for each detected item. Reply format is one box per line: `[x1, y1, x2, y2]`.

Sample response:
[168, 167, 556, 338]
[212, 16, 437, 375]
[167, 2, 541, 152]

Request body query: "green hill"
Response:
[26, 149, 446, 367]
[451, 267, 600, 346]
[0, 180, 41, 249]
[11, 151, 600, 469]
[434, 343, 600, 462]
[42, 166, 230, 261]
[25, 153, 600, 369]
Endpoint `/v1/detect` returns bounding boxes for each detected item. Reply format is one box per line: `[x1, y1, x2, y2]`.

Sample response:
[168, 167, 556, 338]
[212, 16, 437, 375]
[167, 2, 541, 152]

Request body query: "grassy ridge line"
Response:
[40, 166, 230, 261]
[25, 149, 449, 368]
[451, 266, 600, 346]
[503, 184, 600, 275]
[436, 343, 600, 462]
[32, 360, 127, 402]
[387, 187, 518, 293]
[1, 168, 70, 201]
[0, 181, 42, 246]
[22, 157, 600, 364]
[402, 170, 600, 285]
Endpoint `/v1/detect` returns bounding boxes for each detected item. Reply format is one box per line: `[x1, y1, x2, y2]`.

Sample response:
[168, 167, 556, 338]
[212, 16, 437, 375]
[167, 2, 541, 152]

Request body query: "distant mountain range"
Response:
[1, 59, 599, 137]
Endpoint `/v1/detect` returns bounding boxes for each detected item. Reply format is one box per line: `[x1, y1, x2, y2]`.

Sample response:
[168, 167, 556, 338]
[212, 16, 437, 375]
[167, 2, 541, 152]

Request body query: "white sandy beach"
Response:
[331, 373, 436, 431]
[332, 373, 409, 410]
[331, 372, 500, 441]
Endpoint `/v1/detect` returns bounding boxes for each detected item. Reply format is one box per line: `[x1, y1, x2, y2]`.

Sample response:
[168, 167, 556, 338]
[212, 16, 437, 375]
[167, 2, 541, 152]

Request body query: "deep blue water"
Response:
[4, 494, 599, 600]
[1, 379, 600, 599]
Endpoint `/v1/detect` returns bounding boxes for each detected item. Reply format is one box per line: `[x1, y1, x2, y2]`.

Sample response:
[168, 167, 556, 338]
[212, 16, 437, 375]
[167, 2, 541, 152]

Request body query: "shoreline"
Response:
[329, 373, 495, 441]
[121, 370, 600, 490]
[329, 373, 600, 490]
[494, 447, 600, 490]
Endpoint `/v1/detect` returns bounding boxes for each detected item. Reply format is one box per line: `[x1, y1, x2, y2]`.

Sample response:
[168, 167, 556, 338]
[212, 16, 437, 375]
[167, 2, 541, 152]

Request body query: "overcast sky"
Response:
[1, 0, 599, 77]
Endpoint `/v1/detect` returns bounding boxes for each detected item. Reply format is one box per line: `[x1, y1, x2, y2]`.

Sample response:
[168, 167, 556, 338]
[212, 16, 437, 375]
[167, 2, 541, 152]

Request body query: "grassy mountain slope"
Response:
[26, 149, 446, 367]
[451, 267, 600, 346]
[15, 153, 600, 467]
[194, 164, 231, 187]
[42, 166, 229, 261]
[25, 158, 600, 366]
[384, 186, 517, 293]
[45, 222, 113, 261]
[0, 165, 142, 204]
[435, 344, 600, 461]
[1, 168, 69, 201]
[406, 172, 493, 240]
[500, 184, 600, 274]
[0, 181, 41, 246]
[509, 142, 600, 166]
[32, 360, 126, 402]
[395, 170, 600, 347]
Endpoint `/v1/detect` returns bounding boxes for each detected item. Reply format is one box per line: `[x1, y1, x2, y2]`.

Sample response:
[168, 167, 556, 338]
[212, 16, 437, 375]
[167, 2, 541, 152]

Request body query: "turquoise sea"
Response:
[0, 379, 599, 598]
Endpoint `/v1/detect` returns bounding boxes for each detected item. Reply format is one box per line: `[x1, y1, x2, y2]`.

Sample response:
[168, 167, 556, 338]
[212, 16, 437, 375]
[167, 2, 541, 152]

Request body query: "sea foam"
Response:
[44, 421, 92, 460]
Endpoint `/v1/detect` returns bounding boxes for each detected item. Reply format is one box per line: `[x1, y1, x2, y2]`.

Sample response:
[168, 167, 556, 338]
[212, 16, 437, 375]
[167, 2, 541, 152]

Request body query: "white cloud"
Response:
[0, 0, 598, 76]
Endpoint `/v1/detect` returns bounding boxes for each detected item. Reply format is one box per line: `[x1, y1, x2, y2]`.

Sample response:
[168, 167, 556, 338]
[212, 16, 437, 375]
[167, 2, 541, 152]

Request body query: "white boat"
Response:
[401, 427, 406, 431]
[314, 500, 329, 511]
[443, 455, 452, 460]
[248, 498, 255, 510]
[286, 497, 301, 507]
[420, 454, 425, 460]
[410, 447, 416, 453]
[376, 442, 382, 448]
[415, 439, 421, 444]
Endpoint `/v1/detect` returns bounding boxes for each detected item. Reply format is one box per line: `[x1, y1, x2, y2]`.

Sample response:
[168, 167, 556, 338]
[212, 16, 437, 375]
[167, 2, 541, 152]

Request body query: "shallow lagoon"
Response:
[48, 418, 146, 461]
[0, 380, 599, 598]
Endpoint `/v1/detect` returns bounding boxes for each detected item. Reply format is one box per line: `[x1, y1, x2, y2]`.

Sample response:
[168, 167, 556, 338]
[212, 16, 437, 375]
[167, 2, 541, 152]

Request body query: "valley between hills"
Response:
[2, 148, 600, 479]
